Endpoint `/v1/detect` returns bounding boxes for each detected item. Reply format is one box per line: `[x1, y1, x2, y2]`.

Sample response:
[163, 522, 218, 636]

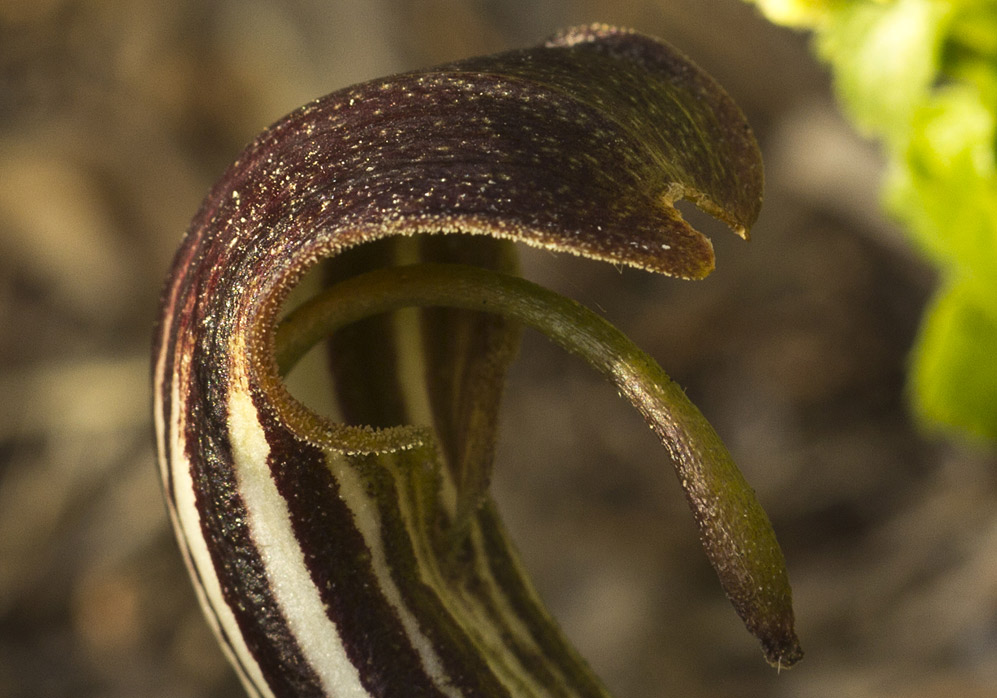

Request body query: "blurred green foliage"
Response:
[749, 0, 997, 441]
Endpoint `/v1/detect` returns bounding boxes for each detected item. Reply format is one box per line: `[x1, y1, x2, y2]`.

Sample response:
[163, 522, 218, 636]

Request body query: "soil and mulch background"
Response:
[2, 1, 995, 696]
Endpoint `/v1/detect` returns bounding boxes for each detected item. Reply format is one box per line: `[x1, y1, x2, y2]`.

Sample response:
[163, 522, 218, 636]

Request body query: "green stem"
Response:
[277, 262, 644, 379]
[275, 262, 801, 668]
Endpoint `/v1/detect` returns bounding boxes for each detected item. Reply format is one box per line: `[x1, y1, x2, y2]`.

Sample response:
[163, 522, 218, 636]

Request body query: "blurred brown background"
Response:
[2, 1, 996, 696]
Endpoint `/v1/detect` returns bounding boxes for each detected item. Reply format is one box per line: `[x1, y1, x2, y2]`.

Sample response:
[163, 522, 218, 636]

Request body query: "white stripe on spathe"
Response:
[167, 376, 274, 698]
[324, 451, 463, 698]
[227, 383, 369, 697]
[373, 449, 556, 698]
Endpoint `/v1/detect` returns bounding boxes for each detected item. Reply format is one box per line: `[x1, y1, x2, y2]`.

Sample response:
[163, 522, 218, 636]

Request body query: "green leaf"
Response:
[749, 0, 848, 27]
[747, 0, 997, 441]
[911, 279, 997, 440]
[884, 84, 997, 279]
[817, 0, 953, 144]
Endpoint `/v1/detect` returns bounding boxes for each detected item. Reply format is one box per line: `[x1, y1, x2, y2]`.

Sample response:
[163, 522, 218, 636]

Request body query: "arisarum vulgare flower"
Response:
[153, 24, 802, 698]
